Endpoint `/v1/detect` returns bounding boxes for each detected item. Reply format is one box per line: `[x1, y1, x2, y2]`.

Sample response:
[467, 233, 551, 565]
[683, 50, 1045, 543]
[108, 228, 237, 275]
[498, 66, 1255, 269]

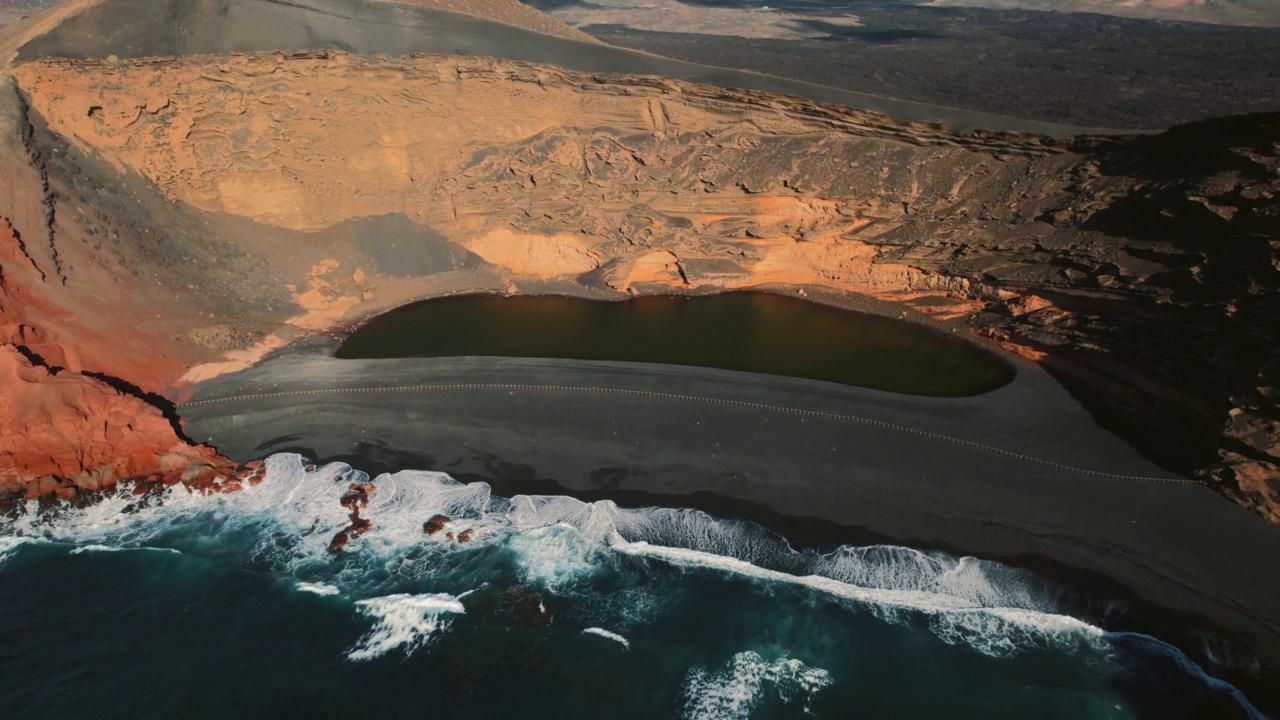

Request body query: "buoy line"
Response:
[179, 383, 1194, 485]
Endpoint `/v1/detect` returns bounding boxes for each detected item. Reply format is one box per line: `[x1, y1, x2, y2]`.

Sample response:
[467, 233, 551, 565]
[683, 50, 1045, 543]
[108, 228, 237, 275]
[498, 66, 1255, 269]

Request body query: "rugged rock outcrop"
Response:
[0, 344, 244, 506]
[329, 481, 377, 552]
[0, 1, 1274, 522]
[0, 208, 242, 506]
[423, 514, 451, 535]
[971, 115, 1280, 520]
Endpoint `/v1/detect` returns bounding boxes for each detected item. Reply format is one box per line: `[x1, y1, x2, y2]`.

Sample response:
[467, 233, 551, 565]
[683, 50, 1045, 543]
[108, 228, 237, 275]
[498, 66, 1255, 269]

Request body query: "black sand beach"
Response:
[180, 335, 1280, 710]
[0, 1, 1274, 717]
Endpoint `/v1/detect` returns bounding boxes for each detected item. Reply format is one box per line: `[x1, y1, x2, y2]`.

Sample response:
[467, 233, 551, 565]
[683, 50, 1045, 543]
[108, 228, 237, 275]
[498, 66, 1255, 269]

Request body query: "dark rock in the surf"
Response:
[338, 487, 363, 509]
[347, 514, 372, 538]
[457, 528, 474, 543]
[462, 583, 553, 627]
[423, 514, 451, 535]
[442, 582, 553, 689]
[328, 531, 349, 553]
[340, 482, 375, 509]
[503, 585, 552, 627]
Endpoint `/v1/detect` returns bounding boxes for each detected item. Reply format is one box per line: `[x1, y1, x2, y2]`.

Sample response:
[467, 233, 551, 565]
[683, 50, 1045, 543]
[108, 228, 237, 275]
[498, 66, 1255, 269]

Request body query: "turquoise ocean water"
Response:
[0, 455, 1265, 719]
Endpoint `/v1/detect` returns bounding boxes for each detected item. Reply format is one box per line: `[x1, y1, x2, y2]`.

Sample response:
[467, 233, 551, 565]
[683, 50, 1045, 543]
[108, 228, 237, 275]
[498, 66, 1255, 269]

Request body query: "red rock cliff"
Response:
[0, 217, 239, 506]
[0, 345, 241, 504]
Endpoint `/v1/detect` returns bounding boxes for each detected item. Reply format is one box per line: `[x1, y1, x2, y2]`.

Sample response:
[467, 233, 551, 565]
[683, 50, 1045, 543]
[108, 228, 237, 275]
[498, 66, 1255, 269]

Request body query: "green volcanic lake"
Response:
[337, 292, 1014, 397]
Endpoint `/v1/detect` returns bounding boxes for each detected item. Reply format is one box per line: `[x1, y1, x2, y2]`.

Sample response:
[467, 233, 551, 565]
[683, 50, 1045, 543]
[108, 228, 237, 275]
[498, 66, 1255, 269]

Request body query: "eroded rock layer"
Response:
[0, 212, 245, 504]
[0, 343, 251, 505]
[0, 47, 1275, 518]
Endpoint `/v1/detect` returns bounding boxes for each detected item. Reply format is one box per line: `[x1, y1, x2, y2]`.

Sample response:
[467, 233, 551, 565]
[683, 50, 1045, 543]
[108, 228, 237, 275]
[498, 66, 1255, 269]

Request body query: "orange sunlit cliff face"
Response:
[0, 0, 1275, 520]
[0, 215, 246, 503]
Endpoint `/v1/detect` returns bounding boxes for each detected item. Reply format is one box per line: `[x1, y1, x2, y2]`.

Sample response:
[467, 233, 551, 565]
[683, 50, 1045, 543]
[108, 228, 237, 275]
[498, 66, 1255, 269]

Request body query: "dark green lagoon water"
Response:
[2, 298, 1265, 718]
[337, 293, 1014, 396]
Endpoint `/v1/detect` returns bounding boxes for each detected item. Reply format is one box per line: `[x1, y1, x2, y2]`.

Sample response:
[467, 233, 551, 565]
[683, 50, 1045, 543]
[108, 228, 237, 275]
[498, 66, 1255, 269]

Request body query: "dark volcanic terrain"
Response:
[5, 39, 1275, 522]
[0, 0, 62, 27]
[539, 0, 1280, 129]
[0, 0, 1277, 707]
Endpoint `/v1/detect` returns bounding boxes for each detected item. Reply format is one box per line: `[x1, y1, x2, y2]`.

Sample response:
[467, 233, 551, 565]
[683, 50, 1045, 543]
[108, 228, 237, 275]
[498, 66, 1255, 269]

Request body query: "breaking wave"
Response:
[296, 581, 342, 596]
[347, 592, 467, 662]
[69, 544, 181, 555]
[0, 453, 1264, 717]
[0, 454, 1090, 657]
[0, 535, 34, 564]
[682, 651, 832, 719]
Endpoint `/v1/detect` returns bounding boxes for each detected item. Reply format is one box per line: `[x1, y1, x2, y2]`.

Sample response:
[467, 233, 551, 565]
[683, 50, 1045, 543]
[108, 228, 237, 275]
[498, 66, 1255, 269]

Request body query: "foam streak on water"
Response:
[612, 540, 1103, 657]
[68, 544, 181, 555]
[296, 582, 341, 596]
[347, 592, 467, 662]
[682, 651, 833, 719]
[0, 453, 1264, 718]
[582, 627, 631, 648]
[0, 453, 1188, 657]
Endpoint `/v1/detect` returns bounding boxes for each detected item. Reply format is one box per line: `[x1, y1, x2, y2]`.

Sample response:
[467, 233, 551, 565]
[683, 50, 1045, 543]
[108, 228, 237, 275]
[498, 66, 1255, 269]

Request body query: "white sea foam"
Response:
[1106, 632, 1268, 720]
[613, 540, 1104, 657]
[296, 582, 341, 596]
[68, 544, 181, 555]
[360, 468, 497, 551]
[0, 452, 1263, 713]
[0, 455, 356, 556]
[508, 495, 621, 541]
[0, 454, 1124, 660]
[682, 651, 832, 719]
[508, 523, 603, 589]
[0, 536, 34, 564]
[613, 507, 787, 566]
[70, 544, 122, 554]
[582, 627, 630, 648]
[346, 592, 467, 662]
[815, 545, 1047, 609]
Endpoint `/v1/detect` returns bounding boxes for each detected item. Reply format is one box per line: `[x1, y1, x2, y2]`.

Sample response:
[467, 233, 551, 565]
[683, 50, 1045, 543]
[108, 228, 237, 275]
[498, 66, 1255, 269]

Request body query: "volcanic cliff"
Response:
[0, 0, 1275, 521]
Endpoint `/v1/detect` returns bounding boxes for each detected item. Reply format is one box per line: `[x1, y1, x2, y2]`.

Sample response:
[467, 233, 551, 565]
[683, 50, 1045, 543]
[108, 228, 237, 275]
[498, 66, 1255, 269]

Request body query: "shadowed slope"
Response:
[8, 0, 1123, 137]
[0, 0, 1274, 711]
[0, 44, 1276, 520]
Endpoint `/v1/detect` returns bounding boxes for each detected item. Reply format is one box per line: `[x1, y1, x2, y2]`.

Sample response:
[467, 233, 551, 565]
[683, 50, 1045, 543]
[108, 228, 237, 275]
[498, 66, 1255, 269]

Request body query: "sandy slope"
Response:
[0, 0, 1274, 708]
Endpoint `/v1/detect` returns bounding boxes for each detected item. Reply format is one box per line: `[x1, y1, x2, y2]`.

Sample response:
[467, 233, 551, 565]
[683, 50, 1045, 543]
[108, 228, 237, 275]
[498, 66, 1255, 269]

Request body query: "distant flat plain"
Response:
[0, 0, 61, 26]
[9, 0, 1277, 128]
[532, 0, 1280, 129]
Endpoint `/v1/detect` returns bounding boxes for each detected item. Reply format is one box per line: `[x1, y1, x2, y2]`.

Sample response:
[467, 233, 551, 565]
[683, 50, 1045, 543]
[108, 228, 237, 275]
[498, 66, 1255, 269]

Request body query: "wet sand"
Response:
[180, 336, 1280, 710]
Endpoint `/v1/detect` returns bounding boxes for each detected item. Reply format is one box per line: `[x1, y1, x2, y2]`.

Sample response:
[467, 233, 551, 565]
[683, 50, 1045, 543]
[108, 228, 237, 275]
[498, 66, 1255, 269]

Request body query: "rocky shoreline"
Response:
[0, 0, 1274, 712]
[176, 343, 1280, 714]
